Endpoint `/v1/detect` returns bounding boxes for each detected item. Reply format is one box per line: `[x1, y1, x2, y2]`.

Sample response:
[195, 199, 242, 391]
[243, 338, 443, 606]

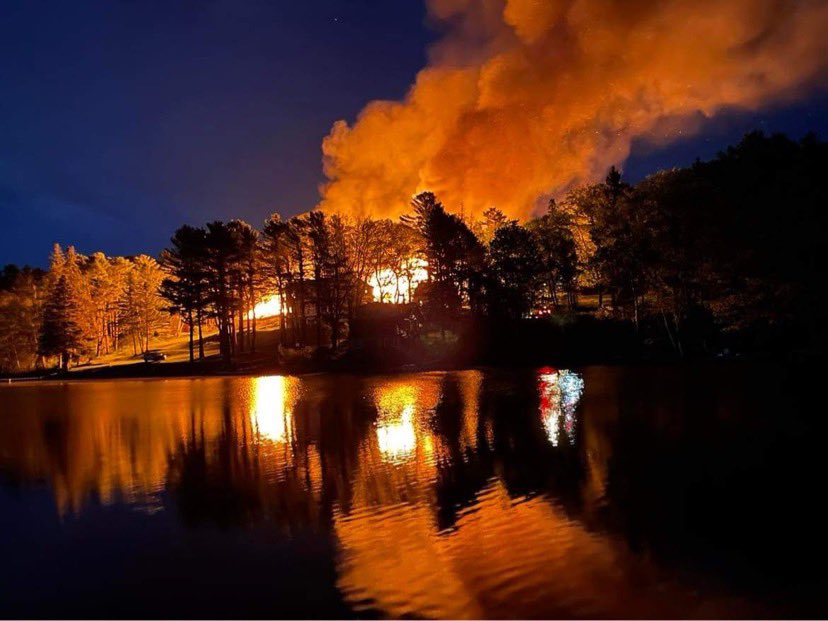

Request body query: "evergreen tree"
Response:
[160, 225, 209, 361]
[488, 222, 541, 318]
[38, 275, 81, 370]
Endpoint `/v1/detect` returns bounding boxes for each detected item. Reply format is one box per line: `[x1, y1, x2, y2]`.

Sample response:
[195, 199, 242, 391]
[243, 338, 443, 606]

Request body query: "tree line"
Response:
[1, 247, 168, 371]
[1, 130, 825, 373]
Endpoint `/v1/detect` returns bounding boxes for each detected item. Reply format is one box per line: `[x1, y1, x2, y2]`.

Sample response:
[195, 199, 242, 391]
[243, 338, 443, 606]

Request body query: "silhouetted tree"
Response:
[261, 214, 294, 346]
[527, 200, 579, 310]
[488, 222, 541, 318]
[161, 225, 210, 361]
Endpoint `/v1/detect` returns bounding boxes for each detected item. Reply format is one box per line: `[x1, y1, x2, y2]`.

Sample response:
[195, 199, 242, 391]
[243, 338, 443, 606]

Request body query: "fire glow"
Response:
[250, 294, 284, 319]
[368, 259, 429, 304]
[252, 258, 428, 319]
[250, 375, 297, 444]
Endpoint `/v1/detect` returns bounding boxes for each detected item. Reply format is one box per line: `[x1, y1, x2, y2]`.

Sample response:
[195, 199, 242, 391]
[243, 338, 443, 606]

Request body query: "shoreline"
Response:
[2, 351, 805, 385]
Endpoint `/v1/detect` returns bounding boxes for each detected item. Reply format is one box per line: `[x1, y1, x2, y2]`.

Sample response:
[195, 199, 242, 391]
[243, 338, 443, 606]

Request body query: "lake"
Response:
[1, 364, 826, 618]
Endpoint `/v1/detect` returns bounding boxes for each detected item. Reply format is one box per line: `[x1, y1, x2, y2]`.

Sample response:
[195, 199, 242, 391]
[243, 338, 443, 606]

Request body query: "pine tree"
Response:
[38, 274, 81, 370]
[63, 246, 97, 358]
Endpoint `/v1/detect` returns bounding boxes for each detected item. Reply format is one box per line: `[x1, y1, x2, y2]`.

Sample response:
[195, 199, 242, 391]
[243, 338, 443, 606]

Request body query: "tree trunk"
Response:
[188, 310, 195, 363]
[252, 309, 257, 353]
[237, 302, 245, 353]
[632, 291, 640, 333]
[298, 256, 307, 345]
[197, 309, 205, 360]
[315, 275, 323, 347]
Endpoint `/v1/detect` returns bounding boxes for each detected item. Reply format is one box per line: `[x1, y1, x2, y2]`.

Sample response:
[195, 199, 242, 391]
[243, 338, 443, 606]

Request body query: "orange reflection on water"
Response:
[336, 477, 748, 619]
[0, 380, 226, 514]
[372, 379, 440, 465]
[336, 480, 623, 619]
[250, 375, 299, 444]
[458, 371, 483, 454]
[375, 384, 418, 463]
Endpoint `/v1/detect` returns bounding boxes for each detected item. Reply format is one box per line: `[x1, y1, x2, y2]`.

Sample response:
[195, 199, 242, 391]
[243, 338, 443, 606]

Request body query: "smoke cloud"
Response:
[319, 0, 828, 220]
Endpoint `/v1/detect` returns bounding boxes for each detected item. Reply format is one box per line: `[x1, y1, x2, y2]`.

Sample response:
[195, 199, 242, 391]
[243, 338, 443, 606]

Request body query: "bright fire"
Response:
[250, 295, 283, 319]
[369, 259, 428, 304]
[250, 258, 426, 318]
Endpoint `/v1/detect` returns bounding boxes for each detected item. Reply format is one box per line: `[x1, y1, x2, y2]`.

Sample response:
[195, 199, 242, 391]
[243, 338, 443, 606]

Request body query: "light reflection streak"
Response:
[538, 368, 584, 446]
[374, 384, 420, 463]
[372, 381, 439, 465]
[376, 404, 417, 461]
[251, 375, 296, 444]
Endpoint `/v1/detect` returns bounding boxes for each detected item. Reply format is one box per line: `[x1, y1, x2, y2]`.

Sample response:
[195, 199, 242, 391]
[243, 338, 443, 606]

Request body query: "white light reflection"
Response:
[251, 375, 294, 444]
[376, 404, 417, 461]
[538, 368, 584, 446]
[373, 383, 434, 465]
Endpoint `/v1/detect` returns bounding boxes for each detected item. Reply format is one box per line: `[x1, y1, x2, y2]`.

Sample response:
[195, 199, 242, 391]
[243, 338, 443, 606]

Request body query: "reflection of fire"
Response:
[539, 368, 584, 446]
[251, 375, 296, 443]
[373, 382, 438, 465]
[250, 295, 283, 319]
[369, 259, 428, 304]
[375, 385, 419, 463]
[376, 405, 417, 462]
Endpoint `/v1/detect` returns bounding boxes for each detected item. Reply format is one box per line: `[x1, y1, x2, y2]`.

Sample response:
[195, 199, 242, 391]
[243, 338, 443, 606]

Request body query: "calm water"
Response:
[1, 365, 826, 618]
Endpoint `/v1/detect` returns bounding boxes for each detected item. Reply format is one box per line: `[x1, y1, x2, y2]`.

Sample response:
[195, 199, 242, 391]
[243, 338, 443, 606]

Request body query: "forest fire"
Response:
[368, 259, 428, 304]
[251, 295, 283, 319]
[251, 258, 428, 321]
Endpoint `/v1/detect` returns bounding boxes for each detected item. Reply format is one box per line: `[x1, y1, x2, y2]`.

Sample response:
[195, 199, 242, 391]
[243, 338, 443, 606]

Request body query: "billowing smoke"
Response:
[319, 0, 828, 220]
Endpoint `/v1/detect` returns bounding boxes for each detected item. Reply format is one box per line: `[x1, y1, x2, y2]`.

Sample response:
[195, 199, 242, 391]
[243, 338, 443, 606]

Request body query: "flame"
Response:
[250, 294, 283, 319]
[369, 259, 429, 304]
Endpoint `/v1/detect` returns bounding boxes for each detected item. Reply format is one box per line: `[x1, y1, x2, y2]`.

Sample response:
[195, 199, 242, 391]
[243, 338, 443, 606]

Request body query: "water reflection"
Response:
[251, 375, 297, 444]
[0, 366, 823, 618]
[539, 367, 584, 446]
[374, 384, 419, 463]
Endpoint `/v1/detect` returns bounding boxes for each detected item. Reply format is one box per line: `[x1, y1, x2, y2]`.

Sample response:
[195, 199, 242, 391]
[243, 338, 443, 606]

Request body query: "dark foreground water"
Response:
[1, 364, 826, 619]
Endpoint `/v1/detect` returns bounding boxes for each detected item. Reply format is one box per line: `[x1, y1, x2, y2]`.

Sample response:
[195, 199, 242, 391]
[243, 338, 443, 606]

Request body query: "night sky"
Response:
[2, 0, 827, 267]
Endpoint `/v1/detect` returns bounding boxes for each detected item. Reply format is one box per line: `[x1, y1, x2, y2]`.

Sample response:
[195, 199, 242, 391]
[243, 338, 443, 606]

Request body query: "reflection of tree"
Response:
[167, 397, 262, 528]
[167, 384, 326, 531]
[430, 373, 493, 531]
[0, 370, 590, 531]
[336, 478, 749, 619]
[0, 371, 779, 616]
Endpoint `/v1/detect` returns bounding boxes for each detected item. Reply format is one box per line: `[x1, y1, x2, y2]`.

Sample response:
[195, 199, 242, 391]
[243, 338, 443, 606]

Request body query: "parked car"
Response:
[143, 350, 167, 363]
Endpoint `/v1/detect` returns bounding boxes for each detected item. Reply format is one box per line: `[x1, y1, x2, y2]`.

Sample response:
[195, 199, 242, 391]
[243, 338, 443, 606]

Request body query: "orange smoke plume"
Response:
[319, 0, 828, 220]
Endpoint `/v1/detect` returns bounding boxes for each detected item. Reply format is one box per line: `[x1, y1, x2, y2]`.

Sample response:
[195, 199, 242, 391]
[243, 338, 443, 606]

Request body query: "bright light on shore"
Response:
[251, 295, 283, 319]
[369, 259, 428, 304]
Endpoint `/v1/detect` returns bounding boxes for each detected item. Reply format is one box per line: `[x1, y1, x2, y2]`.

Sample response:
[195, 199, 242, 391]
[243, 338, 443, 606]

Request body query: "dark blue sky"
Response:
[2, 1, 827, 267]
